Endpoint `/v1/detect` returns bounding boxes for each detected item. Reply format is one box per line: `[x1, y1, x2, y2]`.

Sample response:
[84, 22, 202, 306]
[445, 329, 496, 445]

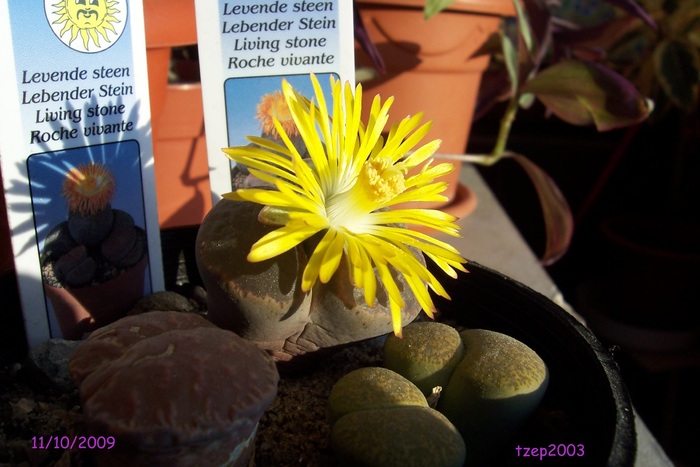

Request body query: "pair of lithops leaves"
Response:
[328, 322, 548, 466]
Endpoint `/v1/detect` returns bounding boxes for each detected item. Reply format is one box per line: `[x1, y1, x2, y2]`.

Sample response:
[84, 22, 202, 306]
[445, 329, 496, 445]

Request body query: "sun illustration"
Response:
[47, 0, 124, 52]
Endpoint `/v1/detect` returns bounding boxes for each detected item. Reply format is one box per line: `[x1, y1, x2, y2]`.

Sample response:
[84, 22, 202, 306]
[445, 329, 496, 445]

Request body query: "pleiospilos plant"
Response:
[197, 73, 467, 361]
[222, 74, 467, 335]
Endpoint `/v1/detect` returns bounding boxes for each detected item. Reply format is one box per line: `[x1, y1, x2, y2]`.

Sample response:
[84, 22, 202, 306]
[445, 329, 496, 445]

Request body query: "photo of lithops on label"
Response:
[28, 140, 152, 339]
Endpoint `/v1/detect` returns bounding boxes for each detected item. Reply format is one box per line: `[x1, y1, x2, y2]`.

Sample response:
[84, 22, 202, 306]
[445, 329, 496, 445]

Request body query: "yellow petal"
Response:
[347, 236, 377, 306]
[301, 229, 334, 291]
[365, 246, 405, 310]
[389, 299, 403, 338]
[248, 223, 318, 262]
[369, 225, 465, 263]
[319, 231, 345, 283]
[403, 162, 454, 188]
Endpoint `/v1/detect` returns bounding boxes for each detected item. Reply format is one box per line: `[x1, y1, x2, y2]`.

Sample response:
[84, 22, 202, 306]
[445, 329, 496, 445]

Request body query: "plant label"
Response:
[194, 0, 355, 197]
[0, 0, 164, 347]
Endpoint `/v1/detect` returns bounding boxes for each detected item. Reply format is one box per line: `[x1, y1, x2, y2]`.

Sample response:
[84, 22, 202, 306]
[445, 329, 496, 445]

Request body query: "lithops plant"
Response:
[379, 322, 549, 463]
[69, 311, 215, 385]
[438, 329, 549, 462]
[62, 162, 117, 246]
[327, 367, 466, 466]
[41, 162, 149, 338]
[69, 311, 279, 467]
[327, 367, 428, 425]
[383, 321, 464, 397]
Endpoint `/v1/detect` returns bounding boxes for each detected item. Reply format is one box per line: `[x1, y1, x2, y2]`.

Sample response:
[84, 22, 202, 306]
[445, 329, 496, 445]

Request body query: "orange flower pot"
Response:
[44, 255, 148, 340]
[144, 0, 211, 229]
[152, 83, 212, 229]
[356, 0, 514, 214]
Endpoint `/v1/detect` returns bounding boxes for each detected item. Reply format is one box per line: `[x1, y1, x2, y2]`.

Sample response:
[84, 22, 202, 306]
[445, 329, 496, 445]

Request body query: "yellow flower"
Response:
[62, 162, 116, 216]
[223, 74, 467, 337]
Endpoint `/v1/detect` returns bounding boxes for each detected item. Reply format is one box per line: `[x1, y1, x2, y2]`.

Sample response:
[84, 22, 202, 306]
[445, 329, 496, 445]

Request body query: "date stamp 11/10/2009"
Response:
[516, 444, 585, 460]
[31, 436, 115, 450]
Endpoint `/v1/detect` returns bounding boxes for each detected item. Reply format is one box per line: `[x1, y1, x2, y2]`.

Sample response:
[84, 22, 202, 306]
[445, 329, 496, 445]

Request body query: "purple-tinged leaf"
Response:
[354, 5, 385, 74]
[554, 15, 644, 53]
[507, 152, 573, 265]
[521, 0, 554, 66]
[603, 0, 657, 31]
[522, 59, 653, 131]
[474, 68, 512, 120]
[653, 39, 700, 113]
[471, 30, 504, 58]
[475, 1, 551, 117]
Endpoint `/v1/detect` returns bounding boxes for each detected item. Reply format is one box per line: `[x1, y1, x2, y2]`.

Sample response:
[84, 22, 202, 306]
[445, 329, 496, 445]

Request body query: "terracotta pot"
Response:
[356, 0, 514, 211]
[44, 255, 149, 340]
[153, 83, 212, 228]
[143, 0, 197, 129]
[144, 0, 211, 228]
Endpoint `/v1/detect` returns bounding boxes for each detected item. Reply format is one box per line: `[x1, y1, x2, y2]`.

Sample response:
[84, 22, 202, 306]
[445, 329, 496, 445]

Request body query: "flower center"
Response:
[256, 91, 298, 138]
[357, 157, 406, 205]
[62, 163, 116, 215]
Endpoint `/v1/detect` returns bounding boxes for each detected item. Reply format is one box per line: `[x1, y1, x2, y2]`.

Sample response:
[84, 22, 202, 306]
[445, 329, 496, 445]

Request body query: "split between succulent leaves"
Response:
[326, 322, 548, 465]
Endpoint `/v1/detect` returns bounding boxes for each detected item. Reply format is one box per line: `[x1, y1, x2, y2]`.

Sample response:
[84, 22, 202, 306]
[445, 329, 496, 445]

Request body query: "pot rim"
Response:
[356, 0, 516, 17]
[429, 259, 637, 466]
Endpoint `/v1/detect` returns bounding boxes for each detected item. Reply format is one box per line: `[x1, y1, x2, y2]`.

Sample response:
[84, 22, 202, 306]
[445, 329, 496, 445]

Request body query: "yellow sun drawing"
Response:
[47, 0, 124, 52]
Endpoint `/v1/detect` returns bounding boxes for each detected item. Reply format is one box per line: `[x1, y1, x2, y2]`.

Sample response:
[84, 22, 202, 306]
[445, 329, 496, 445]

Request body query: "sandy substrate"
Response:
[0, 326, 385, 467]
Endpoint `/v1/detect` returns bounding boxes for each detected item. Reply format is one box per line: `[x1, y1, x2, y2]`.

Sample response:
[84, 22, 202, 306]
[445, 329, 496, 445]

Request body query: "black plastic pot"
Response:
[429, 260, 636, 466]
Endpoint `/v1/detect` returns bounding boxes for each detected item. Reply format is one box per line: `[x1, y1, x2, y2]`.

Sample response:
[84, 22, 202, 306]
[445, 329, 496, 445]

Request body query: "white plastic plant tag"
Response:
[194, 0, 355, 198]
[0, 0, 164, 347]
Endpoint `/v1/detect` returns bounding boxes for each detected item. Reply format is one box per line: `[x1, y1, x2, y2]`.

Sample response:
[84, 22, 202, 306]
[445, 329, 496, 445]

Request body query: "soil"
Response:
[0, 311, 385, 467]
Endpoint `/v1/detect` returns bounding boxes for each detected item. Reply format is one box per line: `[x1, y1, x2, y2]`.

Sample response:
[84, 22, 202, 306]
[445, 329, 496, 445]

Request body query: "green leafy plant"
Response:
[464, 0, 655, 264]
[356, 0, 656, 264]
[605, 0, 700, 116]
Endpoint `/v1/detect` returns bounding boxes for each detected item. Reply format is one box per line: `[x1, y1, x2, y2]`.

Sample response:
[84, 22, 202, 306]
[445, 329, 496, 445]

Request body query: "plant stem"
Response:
[491, 94, 520, 158]
[442, 93, 520, 166]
